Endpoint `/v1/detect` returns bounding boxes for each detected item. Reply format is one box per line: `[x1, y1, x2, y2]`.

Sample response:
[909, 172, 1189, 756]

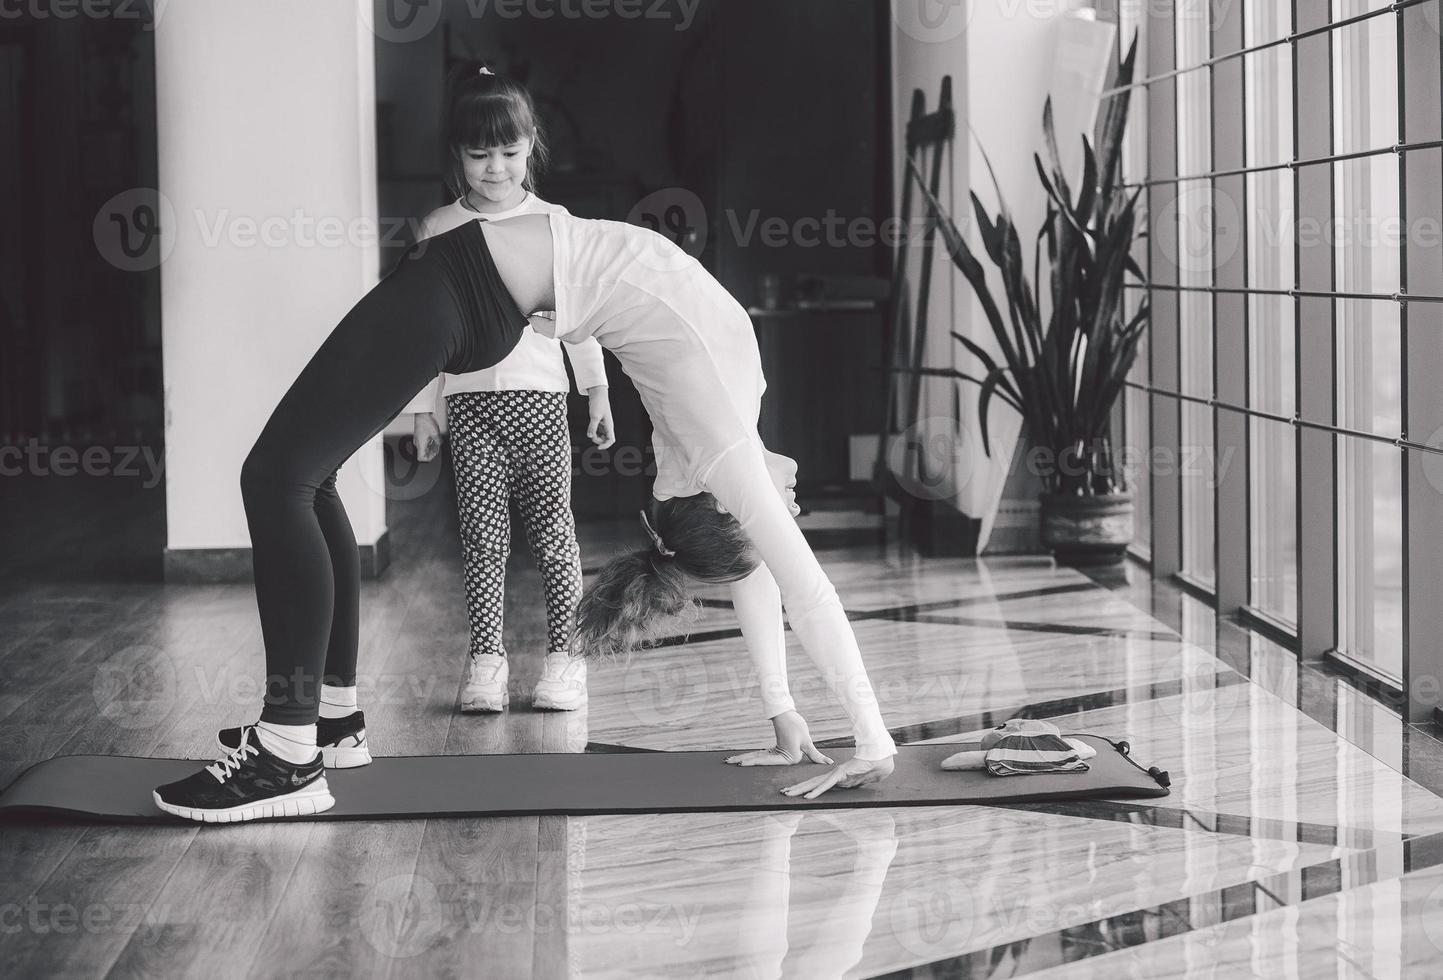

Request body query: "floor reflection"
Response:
[569, 544, 1443, 977]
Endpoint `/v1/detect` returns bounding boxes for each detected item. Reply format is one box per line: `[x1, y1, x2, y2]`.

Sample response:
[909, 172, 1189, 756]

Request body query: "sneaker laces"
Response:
[468, 652, 507, 680]
[540, 654, 583, 684]
[205, 727, 260, 781]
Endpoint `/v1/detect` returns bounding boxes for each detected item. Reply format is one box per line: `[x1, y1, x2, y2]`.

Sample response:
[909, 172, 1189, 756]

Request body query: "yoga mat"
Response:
[0, 735, 1168, 825]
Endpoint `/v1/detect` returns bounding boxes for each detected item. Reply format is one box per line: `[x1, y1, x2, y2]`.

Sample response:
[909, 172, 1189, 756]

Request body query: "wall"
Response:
[157, 0, 386, 559]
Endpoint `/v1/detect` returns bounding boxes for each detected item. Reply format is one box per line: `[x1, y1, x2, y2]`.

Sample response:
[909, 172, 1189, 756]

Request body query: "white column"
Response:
[156, 0, 386, 579]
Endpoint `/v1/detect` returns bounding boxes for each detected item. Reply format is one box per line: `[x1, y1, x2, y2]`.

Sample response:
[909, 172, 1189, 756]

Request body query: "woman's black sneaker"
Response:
[154, 726, 334, 823]
[216, 711, 371, 769]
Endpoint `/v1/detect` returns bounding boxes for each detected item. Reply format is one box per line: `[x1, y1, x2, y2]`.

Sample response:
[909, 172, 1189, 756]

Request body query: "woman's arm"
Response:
[730, 563, 796, 719]
[705, 446, 897, 762]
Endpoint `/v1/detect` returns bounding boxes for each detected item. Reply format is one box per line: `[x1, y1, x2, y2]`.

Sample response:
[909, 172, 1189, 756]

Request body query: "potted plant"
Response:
[908, 36, 1148, 565]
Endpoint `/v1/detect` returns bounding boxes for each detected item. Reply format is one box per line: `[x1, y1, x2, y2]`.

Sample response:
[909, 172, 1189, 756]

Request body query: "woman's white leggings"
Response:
[702, 444, 898, 761]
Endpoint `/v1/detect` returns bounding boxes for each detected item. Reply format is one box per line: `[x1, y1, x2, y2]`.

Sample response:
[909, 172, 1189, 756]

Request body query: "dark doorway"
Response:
[0, 13, 164, 585]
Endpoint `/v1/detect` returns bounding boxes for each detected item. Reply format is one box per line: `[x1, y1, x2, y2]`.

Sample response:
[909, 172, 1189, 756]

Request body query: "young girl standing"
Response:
[407, 69, 614, 715]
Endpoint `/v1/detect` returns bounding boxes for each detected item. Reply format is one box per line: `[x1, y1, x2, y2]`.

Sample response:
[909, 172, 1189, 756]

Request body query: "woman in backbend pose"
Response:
[153, 196, 897, 825]
[207, 71, 604, 779]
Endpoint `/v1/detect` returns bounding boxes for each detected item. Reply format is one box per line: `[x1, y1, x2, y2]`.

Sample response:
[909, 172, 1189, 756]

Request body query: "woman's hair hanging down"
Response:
[442, 63, 550, 198]
[571, 494, 761, 663]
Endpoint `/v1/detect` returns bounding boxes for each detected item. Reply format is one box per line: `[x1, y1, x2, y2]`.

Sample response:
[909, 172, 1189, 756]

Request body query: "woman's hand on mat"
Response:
[779, 755, 895, 800]
[723, 710, 832, 767]
[586, 386, 616, 449]
[413, 412, 442, 462]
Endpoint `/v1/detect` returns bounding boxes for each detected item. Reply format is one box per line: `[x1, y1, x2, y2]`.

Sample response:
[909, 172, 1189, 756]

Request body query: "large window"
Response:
[1331, 0, 1403, 677]
[1117, 0, 1436, 689]
[1118, 3, 1150, 558]
[1244, 0, 1295, 626]
[1175, 7, 1214, 587]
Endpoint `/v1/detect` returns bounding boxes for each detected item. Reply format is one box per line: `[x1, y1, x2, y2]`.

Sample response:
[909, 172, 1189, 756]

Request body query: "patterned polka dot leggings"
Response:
[447, 390, 582, 658]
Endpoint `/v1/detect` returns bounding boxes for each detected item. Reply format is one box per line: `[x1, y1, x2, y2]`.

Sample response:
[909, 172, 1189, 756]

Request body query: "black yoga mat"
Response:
[0, 735, 1169, 825]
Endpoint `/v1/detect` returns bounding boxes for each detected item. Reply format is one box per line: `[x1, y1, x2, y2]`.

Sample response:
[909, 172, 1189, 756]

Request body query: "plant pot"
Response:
[1039, 491, 1134, 566]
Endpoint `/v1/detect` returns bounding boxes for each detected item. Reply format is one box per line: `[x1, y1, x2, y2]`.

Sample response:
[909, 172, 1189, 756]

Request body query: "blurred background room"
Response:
[5, 0, 1443, 975]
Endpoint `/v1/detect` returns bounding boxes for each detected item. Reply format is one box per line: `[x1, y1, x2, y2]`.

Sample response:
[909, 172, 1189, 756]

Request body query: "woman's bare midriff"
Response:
[477, 212, 556, 316]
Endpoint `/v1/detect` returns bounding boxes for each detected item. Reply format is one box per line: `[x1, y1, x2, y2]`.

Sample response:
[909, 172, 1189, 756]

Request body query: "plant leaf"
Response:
[1077, 135, 1098, 225]
[906, 157, 1027, 395]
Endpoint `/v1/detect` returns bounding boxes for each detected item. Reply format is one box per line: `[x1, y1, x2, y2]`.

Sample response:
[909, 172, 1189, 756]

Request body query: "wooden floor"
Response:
[4, 459, 1443, 978]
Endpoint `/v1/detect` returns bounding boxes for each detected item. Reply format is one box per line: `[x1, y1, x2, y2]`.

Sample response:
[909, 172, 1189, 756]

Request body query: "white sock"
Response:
[256, 721, 319, 765]
[320, 683, 359, 719]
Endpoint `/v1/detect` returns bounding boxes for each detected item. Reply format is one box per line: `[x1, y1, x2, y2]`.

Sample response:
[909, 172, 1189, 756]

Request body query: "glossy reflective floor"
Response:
[568, 533, 1443, 979]
[2, 465, 1443, 978]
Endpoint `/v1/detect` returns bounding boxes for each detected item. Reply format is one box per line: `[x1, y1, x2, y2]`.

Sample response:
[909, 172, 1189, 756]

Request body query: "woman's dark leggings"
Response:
[241, 221, 530, 725]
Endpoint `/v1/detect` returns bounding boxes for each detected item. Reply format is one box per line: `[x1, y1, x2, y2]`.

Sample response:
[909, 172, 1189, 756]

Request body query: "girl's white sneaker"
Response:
[532, 652, 587, 710]
[461, 652, 509, 712]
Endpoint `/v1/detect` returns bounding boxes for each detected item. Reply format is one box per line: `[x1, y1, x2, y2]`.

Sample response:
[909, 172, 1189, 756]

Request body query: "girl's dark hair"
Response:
[443, 66, 549, 199]
[572, 494, 760, 662]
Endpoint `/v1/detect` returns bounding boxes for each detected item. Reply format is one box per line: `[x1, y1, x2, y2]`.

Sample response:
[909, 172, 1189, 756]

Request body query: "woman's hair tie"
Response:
[478, 66, 494, 76]
[639, 510, 676, 558]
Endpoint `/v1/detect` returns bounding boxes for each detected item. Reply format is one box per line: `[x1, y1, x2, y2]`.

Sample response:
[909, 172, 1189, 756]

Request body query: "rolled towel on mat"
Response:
[940, 719, 1096, 774]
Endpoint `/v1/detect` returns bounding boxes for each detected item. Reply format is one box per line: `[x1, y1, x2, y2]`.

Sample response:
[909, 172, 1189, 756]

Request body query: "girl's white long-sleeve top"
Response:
[400, 194, 608, 415]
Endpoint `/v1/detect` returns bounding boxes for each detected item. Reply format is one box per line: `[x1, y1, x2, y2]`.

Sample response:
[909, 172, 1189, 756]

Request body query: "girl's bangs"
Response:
[451, 95, 534, 151]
